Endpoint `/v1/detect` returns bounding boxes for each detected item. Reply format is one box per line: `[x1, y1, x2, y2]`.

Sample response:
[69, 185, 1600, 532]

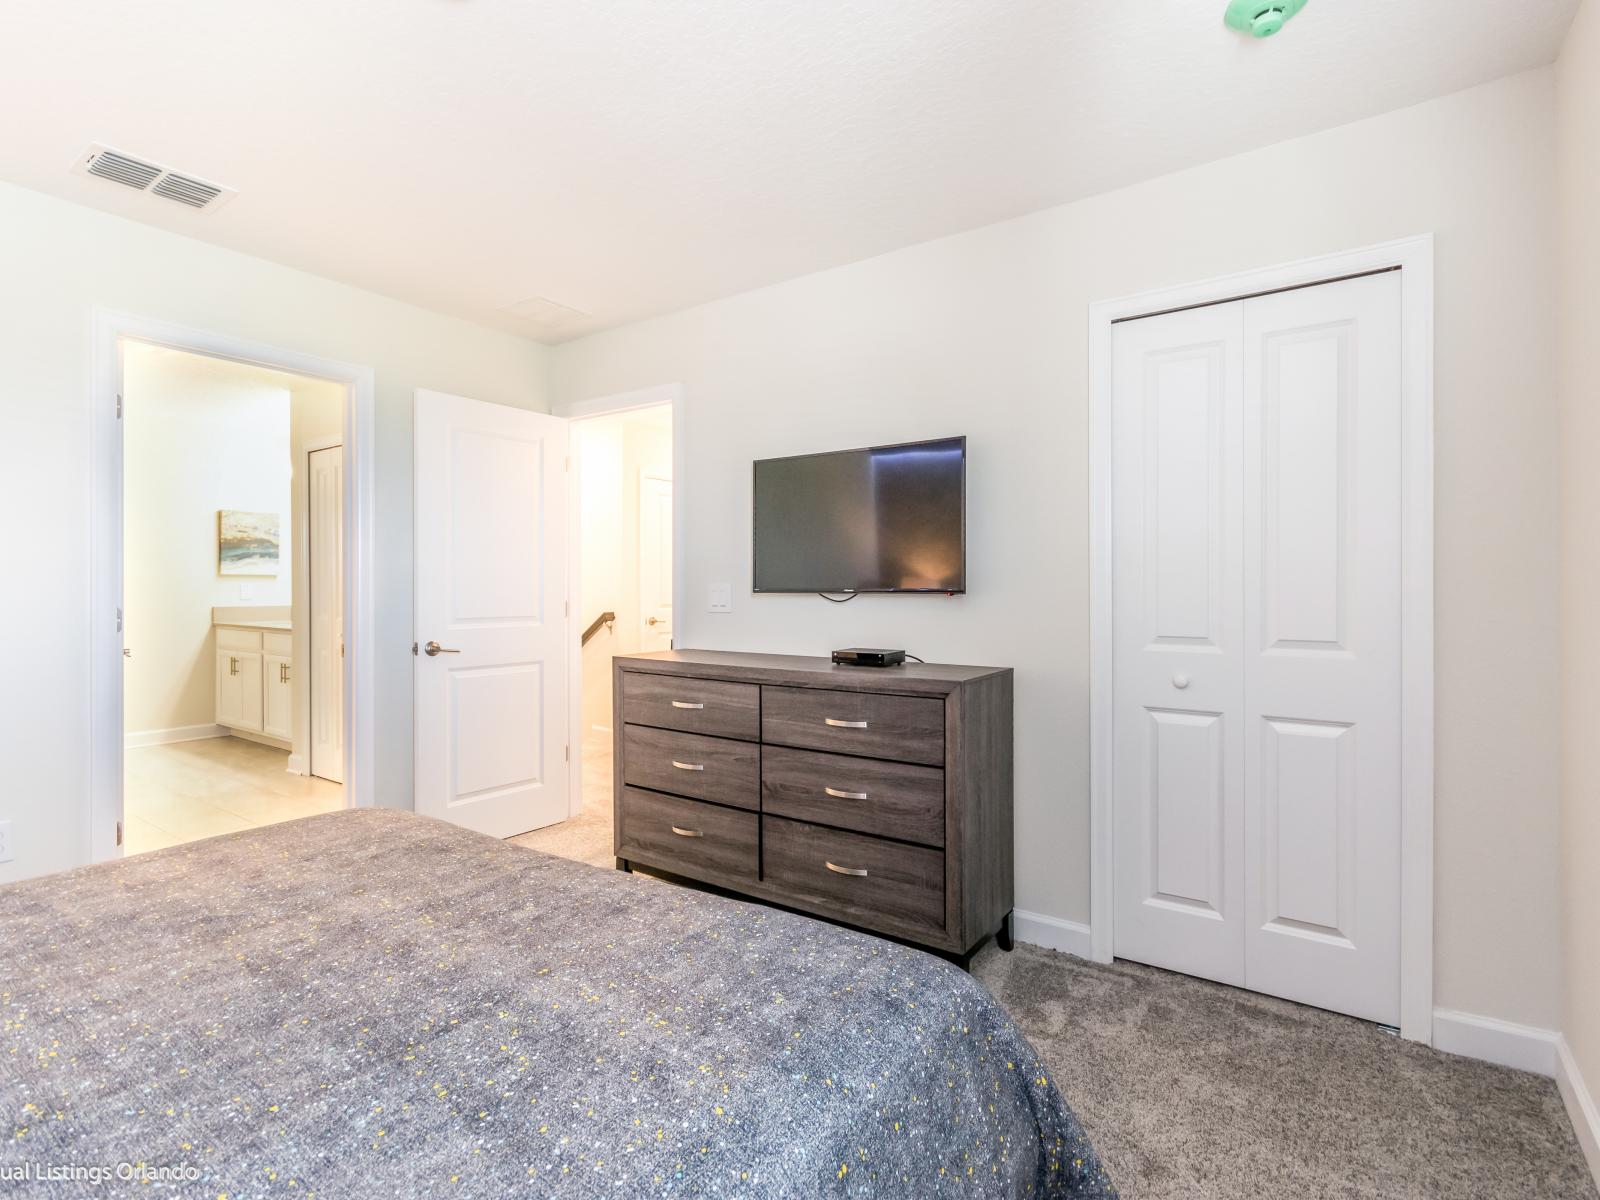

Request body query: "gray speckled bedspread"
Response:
[0, 809, 1114, 1198]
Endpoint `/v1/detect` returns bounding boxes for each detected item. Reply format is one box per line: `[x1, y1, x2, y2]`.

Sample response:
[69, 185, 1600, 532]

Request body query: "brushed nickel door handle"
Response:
[670, 826, 703, 838]
[825, 861, 868, 877]
[424, 640, 461, 656]
[824, 718, 869, 729]
[824, 787, 868, 800]
[671, 700, 704, 710]
[671, 760, 705, 772]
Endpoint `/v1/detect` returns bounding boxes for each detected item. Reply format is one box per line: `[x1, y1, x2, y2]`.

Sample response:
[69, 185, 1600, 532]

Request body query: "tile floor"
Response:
[123, 735, 343, 854]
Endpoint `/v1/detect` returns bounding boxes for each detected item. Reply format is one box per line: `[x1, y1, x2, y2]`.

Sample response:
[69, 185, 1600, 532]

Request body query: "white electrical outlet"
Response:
[708, 582, 732, 613]
[0, 820, 12, 865]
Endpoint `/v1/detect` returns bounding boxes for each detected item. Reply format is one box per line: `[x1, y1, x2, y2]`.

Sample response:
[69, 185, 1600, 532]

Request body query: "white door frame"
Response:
[90, 310, 377, 862]
[1087, 235, 1435, 1042]
[554, 382, 685, 819]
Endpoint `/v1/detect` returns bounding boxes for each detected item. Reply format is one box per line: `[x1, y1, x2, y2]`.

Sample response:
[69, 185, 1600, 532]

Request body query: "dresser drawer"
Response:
[623, 725, 759, 811]
[621, 672, 761, 741]
[761, 815, 945, 934]
[762, 745, 944, 847]
[761, 686, 944, 766]
[616, 788, 758, 885]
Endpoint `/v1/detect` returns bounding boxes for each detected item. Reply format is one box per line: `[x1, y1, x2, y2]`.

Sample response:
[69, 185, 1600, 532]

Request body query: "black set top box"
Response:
[832, 647, 906, 668]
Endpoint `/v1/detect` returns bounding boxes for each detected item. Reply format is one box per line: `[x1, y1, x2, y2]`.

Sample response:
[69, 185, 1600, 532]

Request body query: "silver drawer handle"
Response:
[824, 787, 869, 800]
[671, 760, 705, 772]
[671, 700, 705, 710]
[824, 718, 869, 729]
[670, 826, 703, 838]
[825, 861, 869, 877]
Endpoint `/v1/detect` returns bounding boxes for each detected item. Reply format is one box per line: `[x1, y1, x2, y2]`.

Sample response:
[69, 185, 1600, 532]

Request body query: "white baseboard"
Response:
[228, 728, 291, 752]
[1557, 1036, 1600, 1188]
[124, 723, 227, 749]
[1013, 909, 1094, 959]
[590, 723, 613, 735]
[1432, 1008, 1561, 1077]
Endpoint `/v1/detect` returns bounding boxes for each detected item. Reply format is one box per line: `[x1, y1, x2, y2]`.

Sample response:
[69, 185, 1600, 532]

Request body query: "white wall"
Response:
[0, 179, 547, 883]
[551, 70, 1564, 1029]
[576, 408, 673, 735]
[1556, 0, 1600, 1141]
[122, 344, 294, 735]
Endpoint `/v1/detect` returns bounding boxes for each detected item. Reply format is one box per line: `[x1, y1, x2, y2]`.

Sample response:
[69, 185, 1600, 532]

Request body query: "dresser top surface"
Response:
[616, 649, 1009, 693]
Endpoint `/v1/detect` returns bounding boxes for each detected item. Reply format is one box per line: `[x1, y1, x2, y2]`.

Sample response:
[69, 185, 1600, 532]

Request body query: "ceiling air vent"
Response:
[84, 147, 163, 190]
[151, 172, 224, 209]
[74, 143, 236, 212]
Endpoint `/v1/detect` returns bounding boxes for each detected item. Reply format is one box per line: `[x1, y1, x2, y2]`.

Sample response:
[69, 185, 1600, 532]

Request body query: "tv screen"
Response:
[752, 436, 966, 594]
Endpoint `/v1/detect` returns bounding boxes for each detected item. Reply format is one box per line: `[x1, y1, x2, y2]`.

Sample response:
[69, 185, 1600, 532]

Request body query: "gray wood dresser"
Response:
[612, 649, 1014, 962]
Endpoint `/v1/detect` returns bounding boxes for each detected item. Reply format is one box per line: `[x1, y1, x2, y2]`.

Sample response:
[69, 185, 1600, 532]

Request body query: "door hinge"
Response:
[564, 744, 570, 762]
[116, 393, 123, 420]
[115, 820, 123, 847]
[116, 607, 123, 633]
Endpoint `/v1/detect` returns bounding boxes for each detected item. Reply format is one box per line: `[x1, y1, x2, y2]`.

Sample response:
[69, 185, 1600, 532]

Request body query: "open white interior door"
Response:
[414, 389, 569, 838]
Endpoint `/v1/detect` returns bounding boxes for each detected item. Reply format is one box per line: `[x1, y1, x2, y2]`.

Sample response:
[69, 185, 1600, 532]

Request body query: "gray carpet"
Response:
[971, 944, 1596, 1199]
[523, 735, 1598, 1198]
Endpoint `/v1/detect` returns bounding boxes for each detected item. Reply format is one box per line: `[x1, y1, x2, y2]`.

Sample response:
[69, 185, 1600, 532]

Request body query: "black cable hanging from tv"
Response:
[817, 591, 859, 603]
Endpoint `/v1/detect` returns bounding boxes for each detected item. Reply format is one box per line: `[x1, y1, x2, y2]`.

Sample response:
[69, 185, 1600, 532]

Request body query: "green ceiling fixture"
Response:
[1224, 0, 1308, 38]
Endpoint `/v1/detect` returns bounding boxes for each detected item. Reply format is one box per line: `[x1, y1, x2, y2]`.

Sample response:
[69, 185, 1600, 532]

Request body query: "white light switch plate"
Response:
[708, 582, 732, 613]
[0, 820, 12, 865]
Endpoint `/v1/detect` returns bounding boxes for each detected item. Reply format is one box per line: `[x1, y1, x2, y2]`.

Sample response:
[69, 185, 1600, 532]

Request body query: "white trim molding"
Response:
[1431, 1009, 1560, 1077]
[124, 723, 228, 750]
[1013, 910, 1095, 960]
[1557, 1037, 1600, 1187]
[558, 382, 686, 820]
[1086, 236, 1436, 1042]
[91, 310, 377, 866]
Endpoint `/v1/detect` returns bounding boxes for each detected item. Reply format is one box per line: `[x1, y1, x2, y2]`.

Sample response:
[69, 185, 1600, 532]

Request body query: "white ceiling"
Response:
[3, 1, 1579, 341]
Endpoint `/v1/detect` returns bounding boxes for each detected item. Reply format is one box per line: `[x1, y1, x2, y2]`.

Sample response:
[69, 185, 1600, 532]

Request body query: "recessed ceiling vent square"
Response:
[501, 295, 591, 332]
[74, 144, 236, 212]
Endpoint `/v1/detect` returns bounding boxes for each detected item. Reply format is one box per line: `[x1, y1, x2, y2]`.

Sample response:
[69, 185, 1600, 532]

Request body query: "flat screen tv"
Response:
[752, 436, 966, 594]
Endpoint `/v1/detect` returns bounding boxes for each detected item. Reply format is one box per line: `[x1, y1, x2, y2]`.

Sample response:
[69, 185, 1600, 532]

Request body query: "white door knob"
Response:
[1172, 674, 1190, 690]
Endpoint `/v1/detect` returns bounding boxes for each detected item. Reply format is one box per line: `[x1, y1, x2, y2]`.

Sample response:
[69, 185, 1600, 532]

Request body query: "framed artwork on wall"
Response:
[218, 510, 280, 575]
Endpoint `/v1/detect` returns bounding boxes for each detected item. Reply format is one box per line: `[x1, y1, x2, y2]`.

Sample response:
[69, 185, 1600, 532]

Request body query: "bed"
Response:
[0, 809, 1114, 1197]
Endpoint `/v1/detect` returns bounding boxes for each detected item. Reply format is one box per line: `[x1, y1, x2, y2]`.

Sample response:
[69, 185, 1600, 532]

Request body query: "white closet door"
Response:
[1241, 272, 1402, 1024]
[1111, 303, 1247, 986]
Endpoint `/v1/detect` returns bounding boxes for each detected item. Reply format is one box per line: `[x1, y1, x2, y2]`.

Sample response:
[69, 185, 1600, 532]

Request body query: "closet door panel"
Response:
[1242, 272, 1403, 1025]
[1111, 302, 1247, 986]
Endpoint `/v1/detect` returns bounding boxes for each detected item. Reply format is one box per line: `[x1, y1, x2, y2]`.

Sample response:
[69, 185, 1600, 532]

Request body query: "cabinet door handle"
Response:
[824, 718, 869, 729]
[824, 787, 868, 800]
[671, 760, 705, 772]
[671, 700, 704, 710]
[229, 657, 239, 676]
[670, 826, 703, 838]
[825, 861, 869, 877]
[279, 664, 290, 684]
